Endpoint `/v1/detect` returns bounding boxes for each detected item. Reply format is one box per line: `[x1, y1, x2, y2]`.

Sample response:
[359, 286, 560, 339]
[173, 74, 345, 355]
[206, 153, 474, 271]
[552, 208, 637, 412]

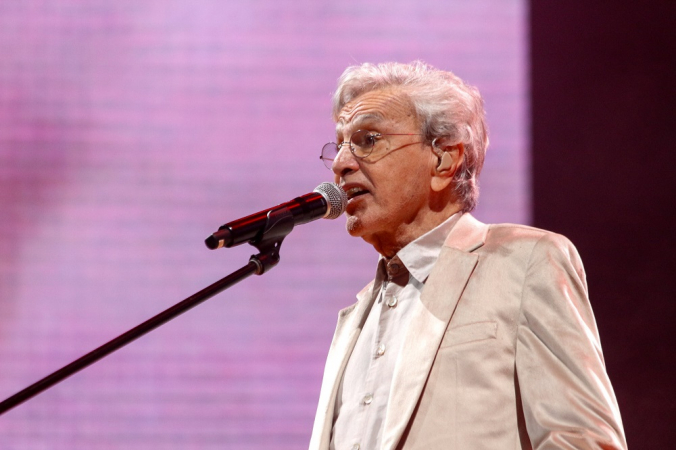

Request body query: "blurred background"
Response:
[0, 1, 672, 448]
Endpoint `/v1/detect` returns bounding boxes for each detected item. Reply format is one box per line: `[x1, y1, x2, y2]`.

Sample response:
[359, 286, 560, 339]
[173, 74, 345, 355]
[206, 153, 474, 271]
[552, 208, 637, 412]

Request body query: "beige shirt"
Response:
[330, 213, 461, 450]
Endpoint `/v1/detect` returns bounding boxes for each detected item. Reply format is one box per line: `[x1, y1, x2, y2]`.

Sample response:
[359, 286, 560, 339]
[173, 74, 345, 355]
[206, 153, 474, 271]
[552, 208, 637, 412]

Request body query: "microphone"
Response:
[205, 182, 347, 250]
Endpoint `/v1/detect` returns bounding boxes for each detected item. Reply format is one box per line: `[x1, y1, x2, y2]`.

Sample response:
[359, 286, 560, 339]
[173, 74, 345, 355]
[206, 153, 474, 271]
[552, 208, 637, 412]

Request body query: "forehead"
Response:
[336, 88, 416, 134]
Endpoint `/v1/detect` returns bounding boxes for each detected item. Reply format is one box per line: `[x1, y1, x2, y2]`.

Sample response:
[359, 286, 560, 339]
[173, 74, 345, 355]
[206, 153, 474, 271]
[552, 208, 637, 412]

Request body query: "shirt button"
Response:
[362, 393, 373, 405]
[351, 444, 360, 450]
[387, 296, 398, 308]
[376, 343, 386, 356]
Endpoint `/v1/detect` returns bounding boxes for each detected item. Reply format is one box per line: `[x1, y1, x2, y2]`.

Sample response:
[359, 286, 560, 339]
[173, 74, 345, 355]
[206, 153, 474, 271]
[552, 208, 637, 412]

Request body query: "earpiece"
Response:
[431, 137, 454, 172]
[436, 151, 453, 171]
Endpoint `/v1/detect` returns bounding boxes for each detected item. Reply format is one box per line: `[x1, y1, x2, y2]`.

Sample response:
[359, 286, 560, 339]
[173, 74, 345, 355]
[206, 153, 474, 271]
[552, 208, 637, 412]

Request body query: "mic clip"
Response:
[248, 206, 295, 275]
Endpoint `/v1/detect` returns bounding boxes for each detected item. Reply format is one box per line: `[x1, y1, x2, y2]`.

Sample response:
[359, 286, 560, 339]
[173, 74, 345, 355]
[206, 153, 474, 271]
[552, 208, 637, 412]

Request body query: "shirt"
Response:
[330, 213, 461, 450]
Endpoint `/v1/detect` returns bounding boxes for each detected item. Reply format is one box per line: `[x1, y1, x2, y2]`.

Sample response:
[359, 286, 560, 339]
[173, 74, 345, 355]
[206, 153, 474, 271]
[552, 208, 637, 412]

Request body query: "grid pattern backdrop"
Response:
[0, 1, 528, 448]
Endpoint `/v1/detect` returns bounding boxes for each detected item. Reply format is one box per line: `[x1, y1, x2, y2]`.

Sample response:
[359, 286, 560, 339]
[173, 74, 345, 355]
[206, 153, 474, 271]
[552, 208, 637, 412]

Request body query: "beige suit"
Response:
[310, 214, 626, 450]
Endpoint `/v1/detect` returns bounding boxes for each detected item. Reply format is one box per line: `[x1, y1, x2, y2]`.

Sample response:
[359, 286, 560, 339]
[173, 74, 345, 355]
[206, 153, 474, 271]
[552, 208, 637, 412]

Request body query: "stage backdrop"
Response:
[0, 1, 528, 448]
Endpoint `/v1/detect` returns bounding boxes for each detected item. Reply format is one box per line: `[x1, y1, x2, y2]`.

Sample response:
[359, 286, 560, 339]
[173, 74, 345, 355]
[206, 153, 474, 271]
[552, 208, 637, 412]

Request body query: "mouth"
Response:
[345, 186, 369, 200]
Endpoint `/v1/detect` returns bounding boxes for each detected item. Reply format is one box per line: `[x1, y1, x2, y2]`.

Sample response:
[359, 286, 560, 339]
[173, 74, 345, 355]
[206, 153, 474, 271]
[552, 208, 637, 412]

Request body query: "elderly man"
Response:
[309, 62, 626, 450]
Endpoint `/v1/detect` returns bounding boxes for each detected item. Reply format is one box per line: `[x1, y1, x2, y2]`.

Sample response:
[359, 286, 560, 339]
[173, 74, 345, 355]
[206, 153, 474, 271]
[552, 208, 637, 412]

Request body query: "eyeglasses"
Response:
[319, 129, 423, 170]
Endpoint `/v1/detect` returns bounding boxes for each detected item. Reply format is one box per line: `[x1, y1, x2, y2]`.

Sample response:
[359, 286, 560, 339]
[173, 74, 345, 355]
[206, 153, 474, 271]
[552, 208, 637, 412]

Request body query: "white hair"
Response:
[332, 61, 489, 212]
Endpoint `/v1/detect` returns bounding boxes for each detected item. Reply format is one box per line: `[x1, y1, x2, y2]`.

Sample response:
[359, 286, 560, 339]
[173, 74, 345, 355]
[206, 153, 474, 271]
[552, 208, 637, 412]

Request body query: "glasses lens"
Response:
[350, 130, 376, 157]
[321, 143, 338, 169]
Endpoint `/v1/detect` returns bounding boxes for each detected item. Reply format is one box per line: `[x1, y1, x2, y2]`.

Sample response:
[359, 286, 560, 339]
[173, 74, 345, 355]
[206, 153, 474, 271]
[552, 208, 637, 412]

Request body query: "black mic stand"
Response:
[0, 208, 296, 416]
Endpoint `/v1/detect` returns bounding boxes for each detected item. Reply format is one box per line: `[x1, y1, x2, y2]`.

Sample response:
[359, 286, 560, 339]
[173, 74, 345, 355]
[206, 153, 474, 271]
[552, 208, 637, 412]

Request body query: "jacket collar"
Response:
[443, 211, 489, 252]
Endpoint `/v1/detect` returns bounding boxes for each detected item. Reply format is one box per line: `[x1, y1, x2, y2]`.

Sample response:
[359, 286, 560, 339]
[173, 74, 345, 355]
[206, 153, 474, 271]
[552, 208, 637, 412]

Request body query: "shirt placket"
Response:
[351, 282, 389, 449]
[355, 282, 404, 448]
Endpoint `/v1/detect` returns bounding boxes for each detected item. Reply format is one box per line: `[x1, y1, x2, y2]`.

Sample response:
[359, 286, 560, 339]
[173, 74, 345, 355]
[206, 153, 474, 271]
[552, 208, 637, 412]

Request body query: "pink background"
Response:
[0, 1, 528, 448]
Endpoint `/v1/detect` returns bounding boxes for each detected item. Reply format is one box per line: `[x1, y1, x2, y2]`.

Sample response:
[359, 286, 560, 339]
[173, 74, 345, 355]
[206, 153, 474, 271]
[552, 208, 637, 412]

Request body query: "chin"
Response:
[345, 215, 363, 236]
[345, 213, 384, 242]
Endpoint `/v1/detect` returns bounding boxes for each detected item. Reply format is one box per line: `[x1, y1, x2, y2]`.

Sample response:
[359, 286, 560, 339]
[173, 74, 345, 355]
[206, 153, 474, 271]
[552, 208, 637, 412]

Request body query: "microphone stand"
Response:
[0, 208, 296, 416]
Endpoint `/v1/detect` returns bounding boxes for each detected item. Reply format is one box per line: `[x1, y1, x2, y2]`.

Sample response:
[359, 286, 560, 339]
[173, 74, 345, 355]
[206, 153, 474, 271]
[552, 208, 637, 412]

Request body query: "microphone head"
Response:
[314, 182, 347, 219]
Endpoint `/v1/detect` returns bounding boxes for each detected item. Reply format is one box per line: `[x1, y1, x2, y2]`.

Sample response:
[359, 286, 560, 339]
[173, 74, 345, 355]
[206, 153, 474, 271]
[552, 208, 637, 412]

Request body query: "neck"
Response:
[364, 202, 463, 258]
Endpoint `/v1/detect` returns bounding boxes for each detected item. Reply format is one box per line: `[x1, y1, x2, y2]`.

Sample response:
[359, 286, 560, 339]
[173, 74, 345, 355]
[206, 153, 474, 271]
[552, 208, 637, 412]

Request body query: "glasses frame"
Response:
[319, 129, 424, 169]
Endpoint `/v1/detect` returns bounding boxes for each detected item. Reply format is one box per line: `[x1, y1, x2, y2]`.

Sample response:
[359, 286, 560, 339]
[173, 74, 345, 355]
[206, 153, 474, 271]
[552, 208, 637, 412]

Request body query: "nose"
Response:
[332, 144, 360, 180]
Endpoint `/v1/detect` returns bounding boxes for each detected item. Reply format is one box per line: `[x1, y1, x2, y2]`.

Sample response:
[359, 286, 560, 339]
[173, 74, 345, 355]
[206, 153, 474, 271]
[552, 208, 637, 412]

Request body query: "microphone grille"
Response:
[314, 182, 347, 219]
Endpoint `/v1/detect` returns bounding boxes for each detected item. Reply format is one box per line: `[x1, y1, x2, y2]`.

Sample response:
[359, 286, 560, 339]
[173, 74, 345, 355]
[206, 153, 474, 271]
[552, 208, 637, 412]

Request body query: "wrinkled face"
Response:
[333, 88, 437, 248]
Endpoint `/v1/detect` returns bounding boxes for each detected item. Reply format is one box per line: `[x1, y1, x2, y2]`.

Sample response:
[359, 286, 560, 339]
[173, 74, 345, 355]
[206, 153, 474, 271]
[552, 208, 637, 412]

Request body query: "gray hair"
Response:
[332, 61, 489, 212]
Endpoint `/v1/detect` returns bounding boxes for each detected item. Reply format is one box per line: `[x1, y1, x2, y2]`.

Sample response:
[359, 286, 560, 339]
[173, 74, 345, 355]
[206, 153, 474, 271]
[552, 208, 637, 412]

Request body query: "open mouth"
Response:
[345, 187, 369, 200]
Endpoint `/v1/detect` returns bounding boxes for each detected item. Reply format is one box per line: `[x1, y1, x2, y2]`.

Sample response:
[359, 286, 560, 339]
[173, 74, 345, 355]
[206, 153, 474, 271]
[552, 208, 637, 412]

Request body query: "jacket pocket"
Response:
[439, 321, 498, 349]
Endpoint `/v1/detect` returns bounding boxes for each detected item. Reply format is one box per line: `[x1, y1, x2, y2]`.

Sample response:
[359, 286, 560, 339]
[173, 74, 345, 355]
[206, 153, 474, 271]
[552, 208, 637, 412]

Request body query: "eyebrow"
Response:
[335, 113, 384, 139]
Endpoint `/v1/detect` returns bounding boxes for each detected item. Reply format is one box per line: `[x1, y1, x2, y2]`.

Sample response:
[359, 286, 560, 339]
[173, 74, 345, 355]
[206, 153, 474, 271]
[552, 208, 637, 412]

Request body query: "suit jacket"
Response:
[309, 214, 626, 450]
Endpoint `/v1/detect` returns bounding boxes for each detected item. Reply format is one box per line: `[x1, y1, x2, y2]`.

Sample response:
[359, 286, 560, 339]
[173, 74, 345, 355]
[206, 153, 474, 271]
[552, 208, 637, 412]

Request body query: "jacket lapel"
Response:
[309, 281, 378, 450]
[381, 213, 489, 450]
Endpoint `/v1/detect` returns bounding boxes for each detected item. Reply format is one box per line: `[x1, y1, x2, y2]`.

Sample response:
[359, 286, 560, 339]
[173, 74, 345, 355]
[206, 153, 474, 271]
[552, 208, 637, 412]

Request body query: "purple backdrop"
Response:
[0, 1, 528, 448]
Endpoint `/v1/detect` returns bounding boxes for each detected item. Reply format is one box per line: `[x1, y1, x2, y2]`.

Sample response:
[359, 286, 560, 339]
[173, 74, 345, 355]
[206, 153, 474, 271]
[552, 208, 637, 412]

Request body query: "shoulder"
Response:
[481, 222, 587, 289]
[469, 221, 585, 277]
[487, 222, 566, 243]
[446, 214, 583, 268]
[447, 214, 577, 257]
[483, 223, 579, 257]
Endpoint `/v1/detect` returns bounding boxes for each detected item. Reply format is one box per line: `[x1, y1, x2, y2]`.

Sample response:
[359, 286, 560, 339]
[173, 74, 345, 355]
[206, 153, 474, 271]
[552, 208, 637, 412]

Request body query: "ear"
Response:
[431, 140, 464, 192]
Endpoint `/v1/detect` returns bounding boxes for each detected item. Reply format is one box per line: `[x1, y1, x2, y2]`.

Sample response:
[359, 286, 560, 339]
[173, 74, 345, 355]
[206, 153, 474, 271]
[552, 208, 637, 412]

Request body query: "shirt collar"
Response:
[393, 212, 461, 283]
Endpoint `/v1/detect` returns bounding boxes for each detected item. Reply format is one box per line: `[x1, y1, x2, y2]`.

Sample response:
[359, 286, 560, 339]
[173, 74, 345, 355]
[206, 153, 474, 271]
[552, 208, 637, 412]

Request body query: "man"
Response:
[310, 61, 626, 450]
